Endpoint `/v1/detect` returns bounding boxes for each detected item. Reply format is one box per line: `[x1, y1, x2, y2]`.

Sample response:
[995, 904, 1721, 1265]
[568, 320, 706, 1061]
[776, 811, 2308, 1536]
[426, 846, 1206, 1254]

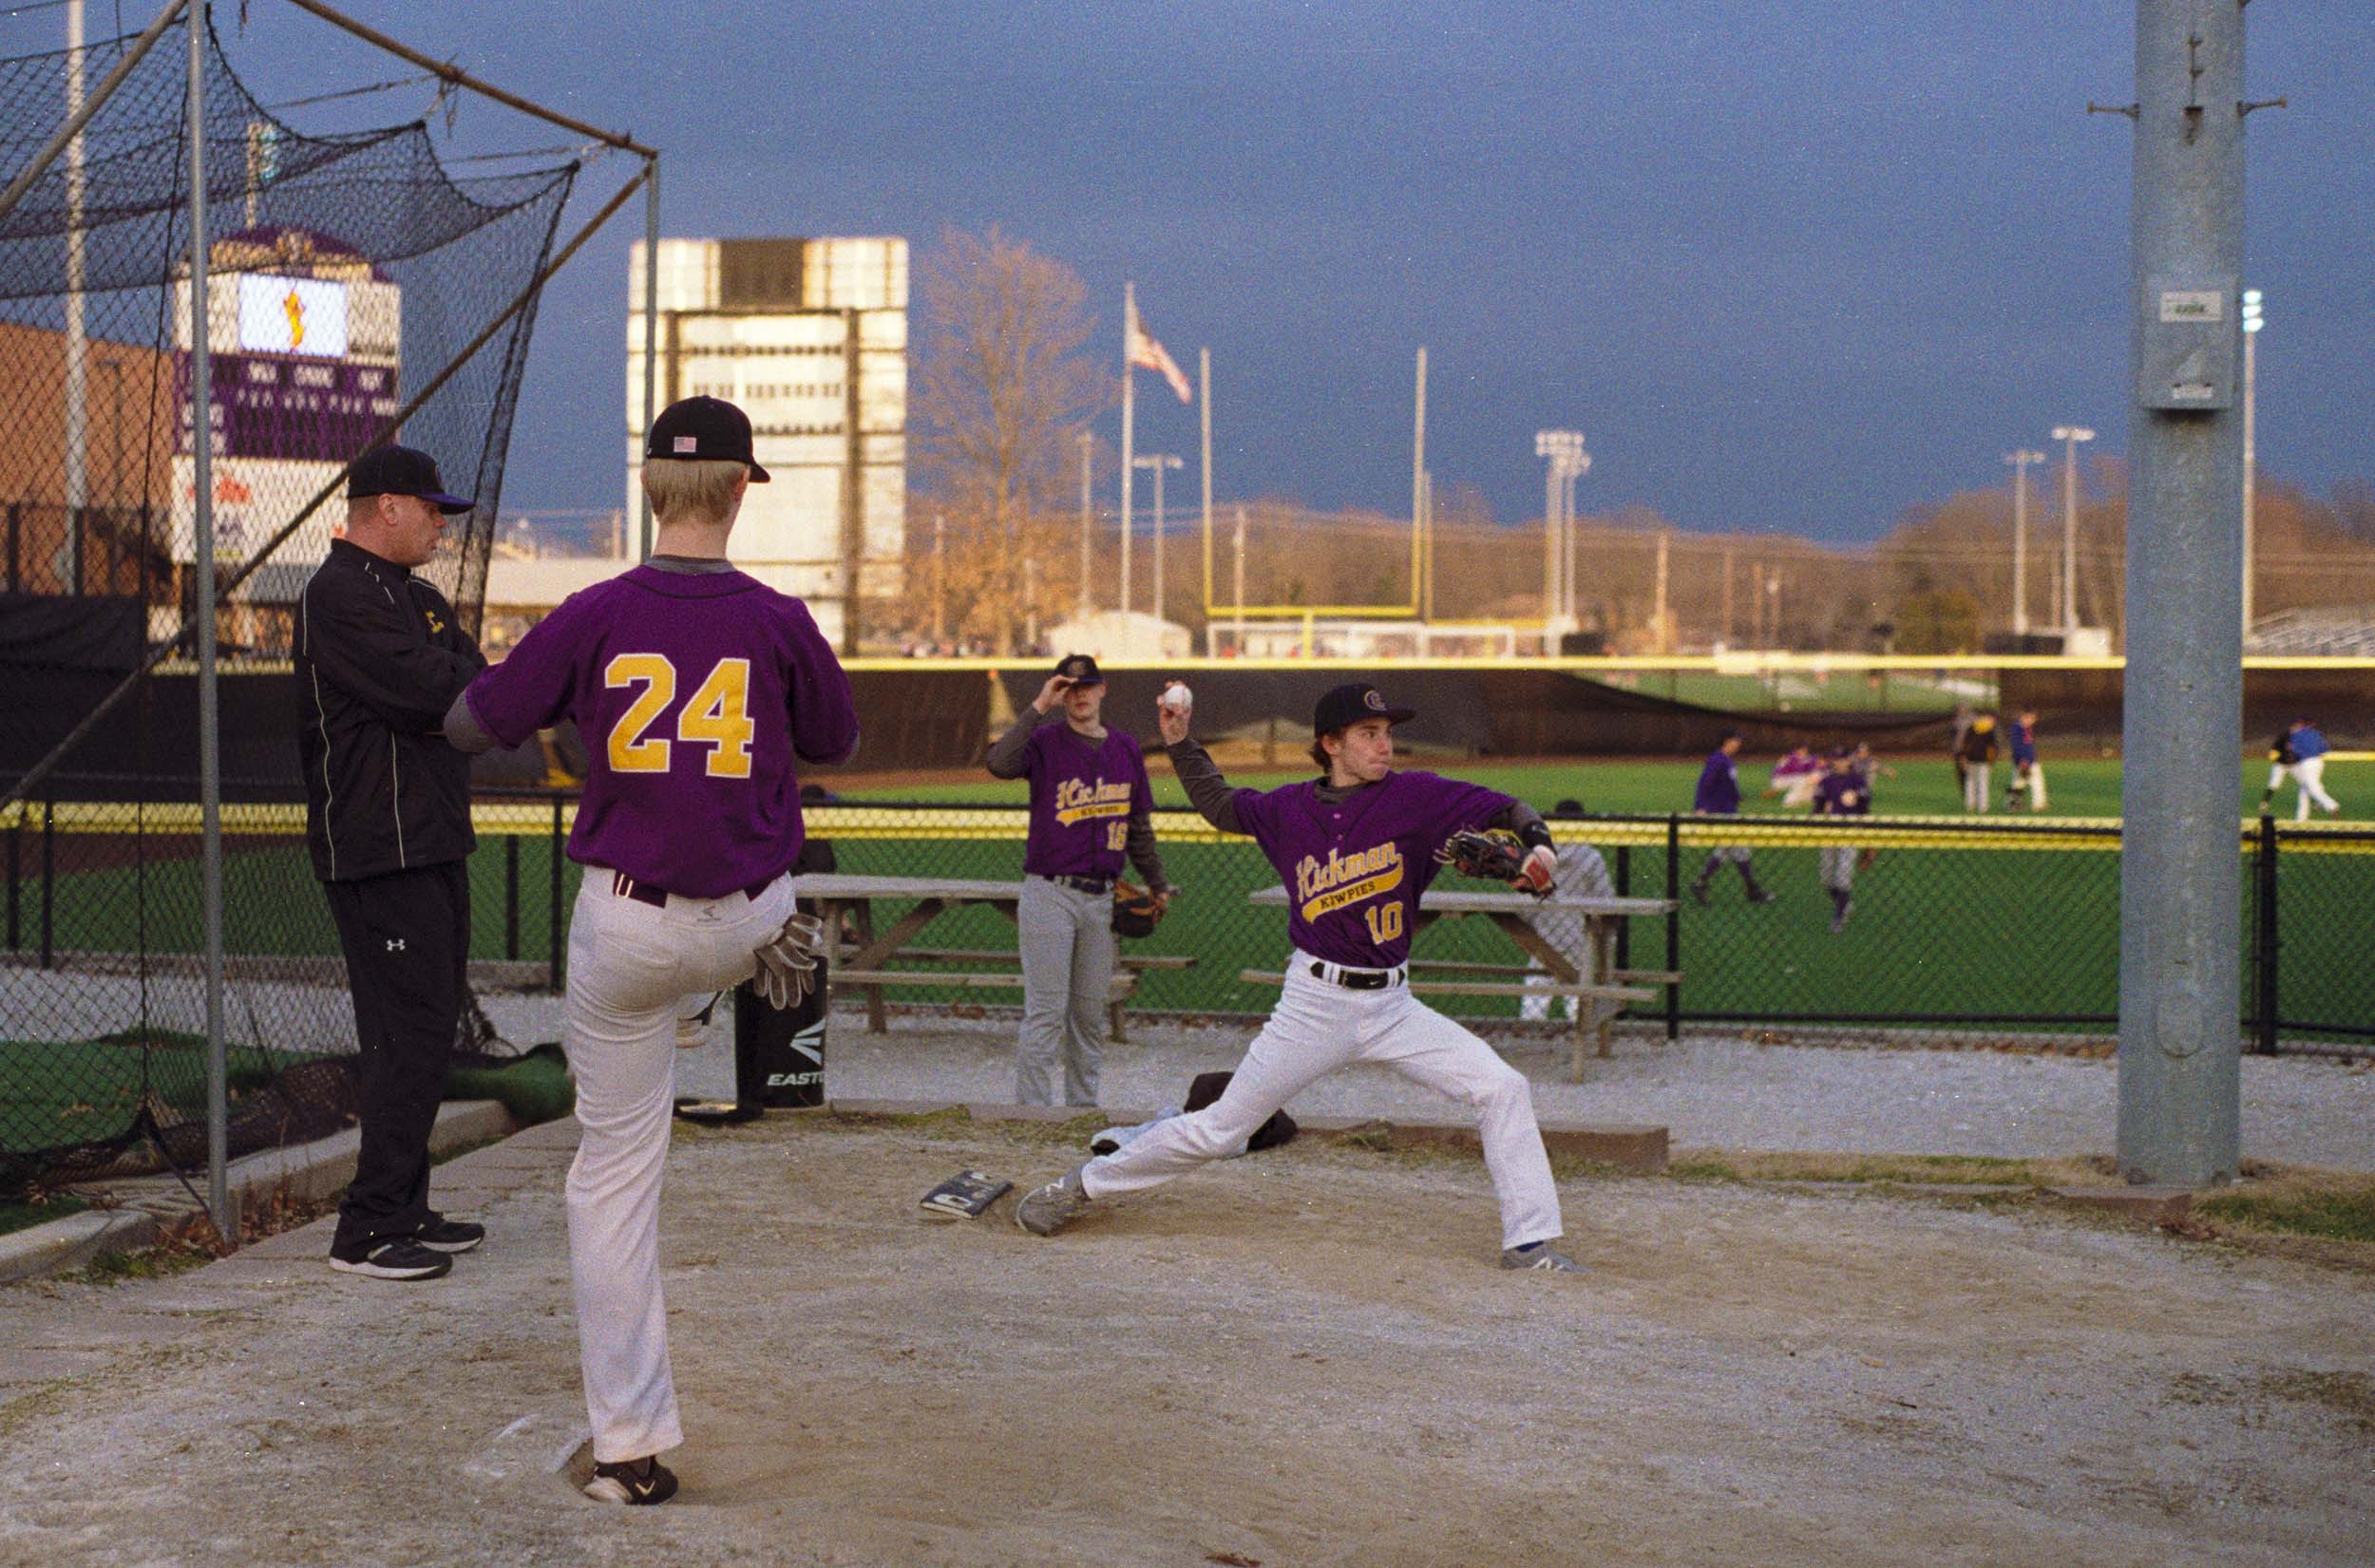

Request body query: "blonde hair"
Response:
[641, 458, 746, 525]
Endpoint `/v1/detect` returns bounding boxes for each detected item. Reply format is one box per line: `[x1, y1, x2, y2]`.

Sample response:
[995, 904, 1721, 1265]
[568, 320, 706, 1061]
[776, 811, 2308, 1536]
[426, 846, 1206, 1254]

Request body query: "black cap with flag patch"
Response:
[645, 395, 770, 482]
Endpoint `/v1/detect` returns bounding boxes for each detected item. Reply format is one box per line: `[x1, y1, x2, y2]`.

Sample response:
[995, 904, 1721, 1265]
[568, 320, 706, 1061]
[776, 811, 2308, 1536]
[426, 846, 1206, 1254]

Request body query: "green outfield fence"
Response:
[3, 784, 2370, 1195]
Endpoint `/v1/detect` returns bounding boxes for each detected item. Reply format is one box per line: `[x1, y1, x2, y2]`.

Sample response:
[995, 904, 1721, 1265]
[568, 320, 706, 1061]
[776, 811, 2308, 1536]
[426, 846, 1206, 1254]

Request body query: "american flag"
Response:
[1128, 300, 1193, 404]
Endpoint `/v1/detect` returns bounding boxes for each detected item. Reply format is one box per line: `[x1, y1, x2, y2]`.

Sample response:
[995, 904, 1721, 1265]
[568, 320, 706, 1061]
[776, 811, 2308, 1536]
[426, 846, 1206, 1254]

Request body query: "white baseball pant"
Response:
[560, 868, 798, 1464]
[1078, 954, 1563, 1250]
[1962, 762, 1991, 812]
[2292, 756, 2339, 820]
[1015, 875, 1113, 1105]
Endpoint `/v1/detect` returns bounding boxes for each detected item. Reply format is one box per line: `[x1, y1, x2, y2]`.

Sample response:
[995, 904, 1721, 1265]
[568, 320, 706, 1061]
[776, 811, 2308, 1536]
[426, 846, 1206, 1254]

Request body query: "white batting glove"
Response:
[1515, 845, 1557, 897]
[751, 912, 828, 1011]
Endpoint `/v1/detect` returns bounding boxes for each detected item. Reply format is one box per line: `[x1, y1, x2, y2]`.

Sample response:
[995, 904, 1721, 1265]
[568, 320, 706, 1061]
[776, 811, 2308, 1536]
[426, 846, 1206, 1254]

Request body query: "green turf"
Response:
[0, 1194, 86, 1237]
[0, 1031, 281, 1153]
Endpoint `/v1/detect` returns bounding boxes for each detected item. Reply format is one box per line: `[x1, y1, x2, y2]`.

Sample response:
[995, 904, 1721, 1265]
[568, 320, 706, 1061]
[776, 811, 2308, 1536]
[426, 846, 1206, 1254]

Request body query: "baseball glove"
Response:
[1435, 828, 1549, 897]
[751, 912, 827, 1010]
[1112, 881, 1167, 939]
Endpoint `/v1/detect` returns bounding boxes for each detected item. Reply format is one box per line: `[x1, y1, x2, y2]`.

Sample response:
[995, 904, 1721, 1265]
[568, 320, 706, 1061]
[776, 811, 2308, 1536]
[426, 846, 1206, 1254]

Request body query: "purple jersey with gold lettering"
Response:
[1235, 769, 1511, 968]
[460, 565, 859, 897]
[1020, 724, 1154, 880]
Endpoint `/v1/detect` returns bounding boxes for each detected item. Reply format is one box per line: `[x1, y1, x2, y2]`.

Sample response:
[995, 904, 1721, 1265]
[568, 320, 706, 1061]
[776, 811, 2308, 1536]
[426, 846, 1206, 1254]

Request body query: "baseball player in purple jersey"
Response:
[985, 652, 1168, 1105]
[1016, 681, 1586, 1273]
[445, 396, 857, 1505]
[1811, 746, 1872, 933]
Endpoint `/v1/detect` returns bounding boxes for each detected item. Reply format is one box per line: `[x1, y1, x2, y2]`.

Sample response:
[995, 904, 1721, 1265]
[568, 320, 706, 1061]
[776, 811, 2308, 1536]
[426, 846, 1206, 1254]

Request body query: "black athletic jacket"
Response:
[293, 538, 485, 882]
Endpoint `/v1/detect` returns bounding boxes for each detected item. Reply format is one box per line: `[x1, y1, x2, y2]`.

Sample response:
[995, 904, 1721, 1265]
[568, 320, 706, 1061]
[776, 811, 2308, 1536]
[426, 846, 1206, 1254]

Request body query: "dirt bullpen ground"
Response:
[4, 1113, 2371, 1568]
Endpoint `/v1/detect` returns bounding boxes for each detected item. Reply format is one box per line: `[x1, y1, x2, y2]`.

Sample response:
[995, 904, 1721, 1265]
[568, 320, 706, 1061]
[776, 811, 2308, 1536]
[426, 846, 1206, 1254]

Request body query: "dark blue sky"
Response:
[33, 1, 2375, 541]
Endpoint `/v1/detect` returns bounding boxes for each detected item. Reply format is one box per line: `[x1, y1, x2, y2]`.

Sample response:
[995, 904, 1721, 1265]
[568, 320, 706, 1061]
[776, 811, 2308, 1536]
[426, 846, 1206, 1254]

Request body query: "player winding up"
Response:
[1016, 682, 1587, 1273]
[446, 397, 857, 1505]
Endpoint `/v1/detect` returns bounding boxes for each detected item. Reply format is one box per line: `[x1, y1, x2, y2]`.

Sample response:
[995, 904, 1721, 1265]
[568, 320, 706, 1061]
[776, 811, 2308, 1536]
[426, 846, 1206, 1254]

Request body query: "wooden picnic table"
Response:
[788, 873, 1192, 1037]
[1244, 885, 1680, 1076]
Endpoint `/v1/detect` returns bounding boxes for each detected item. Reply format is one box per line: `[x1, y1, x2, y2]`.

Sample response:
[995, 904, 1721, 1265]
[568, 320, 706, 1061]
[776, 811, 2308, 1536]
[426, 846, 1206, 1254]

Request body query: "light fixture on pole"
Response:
[1134, 452, 1182, 628]
[2004, 449, 2045, 636]
[2241, 289, 2263, 637]
[2049, 425, 2096, 637]
[1532, 429, 1586, 646]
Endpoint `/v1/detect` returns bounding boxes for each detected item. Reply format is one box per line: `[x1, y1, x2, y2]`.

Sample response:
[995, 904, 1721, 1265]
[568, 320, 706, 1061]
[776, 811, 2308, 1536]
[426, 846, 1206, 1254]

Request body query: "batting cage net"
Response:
[0, 9, 580, 1195]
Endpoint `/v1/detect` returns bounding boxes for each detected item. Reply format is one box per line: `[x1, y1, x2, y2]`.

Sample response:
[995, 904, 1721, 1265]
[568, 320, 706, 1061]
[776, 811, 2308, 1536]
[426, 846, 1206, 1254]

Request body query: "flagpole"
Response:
[1199, 347, 1212, 643]
[1120, 281, 1135, 619]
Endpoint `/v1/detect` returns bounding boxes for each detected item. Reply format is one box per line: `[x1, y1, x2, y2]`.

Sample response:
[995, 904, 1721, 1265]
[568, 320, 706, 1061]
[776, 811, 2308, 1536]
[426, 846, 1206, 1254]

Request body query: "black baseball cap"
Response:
[645, 395, 770, 482]
[347, 444, 473, 514]
[1053, 653, 1104, 687]
[1313, 682, 1415, 736]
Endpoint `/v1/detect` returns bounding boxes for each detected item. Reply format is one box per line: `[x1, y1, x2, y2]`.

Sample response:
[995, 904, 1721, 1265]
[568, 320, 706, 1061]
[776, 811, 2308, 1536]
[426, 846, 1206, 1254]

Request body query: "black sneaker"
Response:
[414, 1218, 484, 1254]
[1747, 889, 1777, 905]
[584, 1455, 679, 1506]
[328, 1237, 452, 1280]
[1690, 881, 1711, 907]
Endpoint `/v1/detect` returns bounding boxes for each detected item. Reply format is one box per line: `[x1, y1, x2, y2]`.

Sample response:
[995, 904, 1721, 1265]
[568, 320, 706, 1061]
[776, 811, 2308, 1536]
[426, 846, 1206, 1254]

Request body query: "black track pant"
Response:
[322, 860, 468, 1254]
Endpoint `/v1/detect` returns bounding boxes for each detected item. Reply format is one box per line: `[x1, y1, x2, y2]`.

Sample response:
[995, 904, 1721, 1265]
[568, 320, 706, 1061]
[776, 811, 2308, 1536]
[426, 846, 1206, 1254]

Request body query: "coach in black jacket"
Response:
[294, 445, 486, 1282]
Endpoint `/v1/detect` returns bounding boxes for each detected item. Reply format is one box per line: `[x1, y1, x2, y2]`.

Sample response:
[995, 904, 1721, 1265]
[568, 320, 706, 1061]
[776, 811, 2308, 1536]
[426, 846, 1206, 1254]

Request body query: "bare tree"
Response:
[911, 228, 1107, 652]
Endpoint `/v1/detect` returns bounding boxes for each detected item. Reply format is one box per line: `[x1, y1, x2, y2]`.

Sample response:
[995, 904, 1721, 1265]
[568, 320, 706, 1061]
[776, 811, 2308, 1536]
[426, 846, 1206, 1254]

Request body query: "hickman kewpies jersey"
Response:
[1020, 725, 1154, 880]
[1233, 769, 1512, 969]
[460, 563, 859, 897]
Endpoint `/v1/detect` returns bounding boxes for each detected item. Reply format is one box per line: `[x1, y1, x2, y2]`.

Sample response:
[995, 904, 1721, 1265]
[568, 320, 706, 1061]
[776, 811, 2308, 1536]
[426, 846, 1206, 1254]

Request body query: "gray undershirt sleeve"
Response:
[1166, 738, 1242, 836]
[441, 690, 499, 756]
[1490, 797, 1554, 852]
[1125, 814, 1168, 893]
[984, 711, 1043, 779]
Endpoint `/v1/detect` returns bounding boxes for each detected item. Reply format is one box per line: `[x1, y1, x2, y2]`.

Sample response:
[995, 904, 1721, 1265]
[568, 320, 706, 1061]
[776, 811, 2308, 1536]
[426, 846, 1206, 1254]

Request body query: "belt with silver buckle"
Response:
[1308, 959, 1406, 991]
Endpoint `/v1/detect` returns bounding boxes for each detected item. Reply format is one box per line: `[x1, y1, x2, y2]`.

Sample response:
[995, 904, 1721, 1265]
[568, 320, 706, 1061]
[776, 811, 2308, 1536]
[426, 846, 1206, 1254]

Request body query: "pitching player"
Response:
[985, 652, 1169, 1105]
[1765, 743, 1822, 809]
[1017, 681, 1586, 1274]
[446, 396, 858, 1505]
[1811, 746, 1871, 933]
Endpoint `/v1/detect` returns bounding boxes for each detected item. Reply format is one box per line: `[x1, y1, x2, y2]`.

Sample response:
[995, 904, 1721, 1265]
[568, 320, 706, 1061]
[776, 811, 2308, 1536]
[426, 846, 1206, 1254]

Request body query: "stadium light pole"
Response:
[1533, 430, 1585, 647]
[65, 0, 89, 581]
[2241, 289, 2263, 637]
[1134, 452, 1181, 628]
[2050, 425, 2095, 638]
[2004, 449, 2045, 636]
[1076, 430, 1093, 616]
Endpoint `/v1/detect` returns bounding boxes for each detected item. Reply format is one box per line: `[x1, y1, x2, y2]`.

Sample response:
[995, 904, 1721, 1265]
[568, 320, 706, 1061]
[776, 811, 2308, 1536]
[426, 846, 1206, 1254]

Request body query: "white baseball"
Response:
[1161, 682, 1192, 711]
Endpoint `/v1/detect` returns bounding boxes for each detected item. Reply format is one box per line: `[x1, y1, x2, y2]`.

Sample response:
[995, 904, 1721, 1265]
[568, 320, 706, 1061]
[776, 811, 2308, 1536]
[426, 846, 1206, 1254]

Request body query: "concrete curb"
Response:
[816, 1097, 1672, 1173]
[0, 1100, 519, 1284]
[2046, 1184, 2196, 1224]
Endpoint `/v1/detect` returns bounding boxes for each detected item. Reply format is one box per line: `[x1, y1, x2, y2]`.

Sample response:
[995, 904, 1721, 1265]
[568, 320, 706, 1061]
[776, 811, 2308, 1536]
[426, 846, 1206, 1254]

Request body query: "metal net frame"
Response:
[0, 5, 586, 1195]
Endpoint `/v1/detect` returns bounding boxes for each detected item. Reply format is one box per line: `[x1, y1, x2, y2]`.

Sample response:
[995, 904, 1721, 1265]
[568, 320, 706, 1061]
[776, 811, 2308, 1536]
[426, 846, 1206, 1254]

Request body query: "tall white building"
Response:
[627, 236, 906, 648]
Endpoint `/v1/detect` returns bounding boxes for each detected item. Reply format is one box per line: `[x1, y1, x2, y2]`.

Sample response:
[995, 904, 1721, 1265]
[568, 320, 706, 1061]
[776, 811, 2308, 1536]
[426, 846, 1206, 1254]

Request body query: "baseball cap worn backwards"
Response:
[646, 395, 770, 482]
[1054, 653, 1104, 687]
[347, 444, 474, 514]
[1313, 682, 1416, 736]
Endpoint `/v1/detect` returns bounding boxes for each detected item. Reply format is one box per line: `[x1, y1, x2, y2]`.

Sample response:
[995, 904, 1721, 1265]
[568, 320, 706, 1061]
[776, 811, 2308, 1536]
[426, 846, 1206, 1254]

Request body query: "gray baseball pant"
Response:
[1016, 875, 1113, 1106]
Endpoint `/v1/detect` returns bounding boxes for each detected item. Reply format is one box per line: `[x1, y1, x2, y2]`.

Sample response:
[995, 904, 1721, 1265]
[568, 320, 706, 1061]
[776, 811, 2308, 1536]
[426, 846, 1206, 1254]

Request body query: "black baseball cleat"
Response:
[1746, 889, 1777, 905]
[584, 1455, 679, 1506]
[1689, 881, 1711, 906]
[327, 1237, 452, 1280]
[413, 1217, 484, 1253]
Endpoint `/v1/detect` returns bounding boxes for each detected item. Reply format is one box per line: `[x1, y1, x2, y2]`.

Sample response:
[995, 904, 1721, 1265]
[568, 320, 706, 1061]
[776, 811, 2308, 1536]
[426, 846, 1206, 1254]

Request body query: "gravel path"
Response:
[662, 1010, 2375, 1170]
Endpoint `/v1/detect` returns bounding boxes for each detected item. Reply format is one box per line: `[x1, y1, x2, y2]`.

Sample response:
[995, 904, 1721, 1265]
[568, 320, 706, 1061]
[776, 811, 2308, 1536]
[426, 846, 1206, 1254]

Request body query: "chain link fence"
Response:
[9, 789, 2369, 1194]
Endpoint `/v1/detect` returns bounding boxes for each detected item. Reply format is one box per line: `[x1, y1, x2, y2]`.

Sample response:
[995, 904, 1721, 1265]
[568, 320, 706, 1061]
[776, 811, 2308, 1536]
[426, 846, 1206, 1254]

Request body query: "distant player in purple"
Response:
[1811, 746, 1872, 934]
[1689, 730, 1776, 905]
[446, 397, 857, 1506]
[985, 652, 1169, 1105]
[1016, 681, 1586, 1274]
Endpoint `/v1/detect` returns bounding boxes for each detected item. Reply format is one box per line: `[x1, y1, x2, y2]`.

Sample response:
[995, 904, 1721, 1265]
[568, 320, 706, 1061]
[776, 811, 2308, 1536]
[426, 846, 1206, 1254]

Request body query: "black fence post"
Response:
[6, 811, 19, 951]
[548, 795, 565, 992]
[504, 833, 521, 961]
[5, 501, 18, 592]
[1663, 814, 1681, 1041]
[39, 792, 55, 970]
[1612, 843, 1631, 973]
[2254, 813, 2279, 1056]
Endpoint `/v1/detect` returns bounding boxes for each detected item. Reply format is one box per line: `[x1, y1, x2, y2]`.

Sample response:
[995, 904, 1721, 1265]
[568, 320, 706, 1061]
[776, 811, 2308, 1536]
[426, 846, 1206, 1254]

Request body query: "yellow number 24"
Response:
[604, 654, 755, 779]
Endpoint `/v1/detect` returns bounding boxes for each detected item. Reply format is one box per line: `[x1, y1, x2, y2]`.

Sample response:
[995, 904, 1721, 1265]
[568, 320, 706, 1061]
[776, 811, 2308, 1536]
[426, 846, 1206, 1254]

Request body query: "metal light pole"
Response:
[1134, 452, 1181, 627]
[931, 510, 945, 645]
[2241, 288, 2262, 636]
[2050, 425, 2096, 637]
[2004, 449, 2044, 636]
[1533, 430, 1586, 647]
[2117, 0, 2249, 1188]
[65, 0, 88, 576]
[1076, 430, 1092, 615]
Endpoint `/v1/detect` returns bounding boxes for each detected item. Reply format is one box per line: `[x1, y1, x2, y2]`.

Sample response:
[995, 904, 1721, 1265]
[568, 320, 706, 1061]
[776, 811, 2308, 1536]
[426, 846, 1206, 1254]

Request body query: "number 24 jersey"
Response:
[461, 563, 859, 897]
